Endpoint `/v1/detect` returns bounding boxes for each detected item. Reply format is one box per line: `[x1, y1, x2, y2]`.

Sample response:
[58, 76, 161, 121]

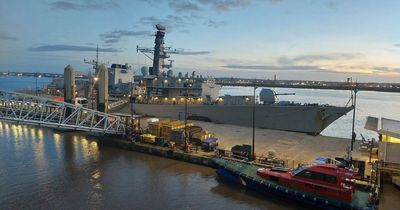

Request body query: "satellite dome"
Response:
[167, 70, 173, 77]
[141, 66, 148, 76]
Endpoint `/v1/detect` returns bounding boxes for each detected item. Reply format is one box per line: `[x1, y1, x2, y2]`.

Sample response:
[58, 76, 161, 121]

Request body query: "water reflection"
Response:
[1, 121, 302, 210]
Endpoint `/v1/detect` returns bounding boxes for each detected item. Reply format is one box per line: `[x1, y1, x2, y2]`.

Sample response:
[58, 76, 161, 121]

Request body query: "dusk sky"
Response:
[1, 0, 400, 82]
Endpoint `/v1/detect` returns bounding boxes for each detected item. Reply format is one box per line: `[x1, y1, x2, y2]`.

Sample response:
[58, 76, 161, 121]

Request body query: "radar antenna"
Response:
[136, 24, 181, 75]
[84, 44, 99, 70]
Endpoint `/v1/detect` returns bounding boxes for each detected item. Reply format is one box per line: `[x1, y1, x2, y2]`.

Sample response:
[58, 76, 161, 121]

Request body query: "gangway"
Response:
[0, 90, 126, 135]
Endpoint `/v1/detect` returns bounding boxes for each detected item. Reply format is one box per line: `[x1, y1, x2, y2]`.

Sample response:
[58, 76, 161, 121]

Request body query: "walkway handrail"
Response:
[0, 90, 126, 135]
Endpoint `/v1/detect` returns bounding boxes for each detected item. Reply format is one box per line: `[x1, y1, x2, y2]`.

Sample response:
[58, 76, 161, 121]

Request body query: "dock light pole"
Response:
[350, 87, 358, 155]
[184, 83, 192, 152]
[35, 74, 41, 96]
[252, 86, 258, 161]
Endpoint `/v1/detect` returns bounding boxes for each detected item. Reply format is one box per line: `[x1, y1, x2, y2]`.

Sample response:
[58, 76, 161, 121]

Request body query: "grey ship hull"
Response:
[131, 104, 353, 134]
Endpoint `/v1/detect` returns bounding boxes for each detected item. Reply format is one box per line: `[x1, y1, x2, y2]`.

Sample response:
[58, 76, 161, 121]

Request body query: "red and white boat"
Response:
[257, 163, 358, 201]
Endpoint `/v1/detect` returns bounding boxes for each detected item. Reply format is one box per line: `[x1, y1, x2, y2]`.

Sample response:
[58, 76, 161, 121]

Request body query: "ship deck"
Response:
[214, 158, 372, 209]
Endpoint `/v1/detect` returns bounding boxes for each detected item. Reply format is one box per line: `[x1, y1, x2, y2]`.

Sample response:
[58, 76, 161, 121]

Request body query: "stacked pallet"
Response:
[160, 120, 193, 140]
[148, 122, 161, 136]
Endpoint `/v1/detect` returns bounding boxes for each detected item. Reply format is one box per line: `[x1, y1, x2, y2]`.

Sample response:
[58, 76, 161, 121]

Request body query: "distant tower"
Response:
[64, 64, 76, 118]
[64, 64, 76, 104]
[97, 64, 108, 113]
[274, 74, 277, 81]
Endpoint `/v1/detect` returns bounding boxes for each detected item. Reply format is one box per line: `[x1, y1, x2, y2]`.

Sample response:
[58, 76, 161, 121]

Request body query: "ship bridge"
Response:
[0, 90, 126, 135]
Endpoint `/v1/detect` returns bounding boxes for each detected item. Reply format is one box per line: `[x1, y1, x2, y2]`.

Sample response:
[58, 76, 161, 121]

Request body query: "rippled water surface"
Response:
[0, 122, 307, 210]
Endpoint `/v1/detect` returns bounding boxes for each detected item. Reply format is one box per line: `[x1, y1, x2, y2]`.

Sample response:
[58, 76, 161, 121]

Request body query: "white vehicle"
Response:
[75, 97, 88, 108]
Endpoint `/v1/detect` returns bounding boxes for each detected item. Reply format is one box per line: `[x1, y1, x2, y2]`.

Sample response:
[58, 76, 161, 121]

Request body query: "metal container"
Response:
[171, 129, 185, 145]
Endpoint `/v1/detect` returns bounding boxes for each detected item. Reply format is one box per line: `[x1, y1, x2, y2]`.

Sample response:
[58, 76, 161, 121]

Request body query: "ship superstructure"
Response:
[131, 25, 353, 135]
[135, 24, 221, 105]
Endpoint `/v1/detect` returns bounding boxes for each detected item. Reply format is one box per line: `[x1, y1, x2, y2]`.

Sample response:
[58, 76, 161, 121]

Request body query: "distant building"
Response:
[365, 117, 400, 171]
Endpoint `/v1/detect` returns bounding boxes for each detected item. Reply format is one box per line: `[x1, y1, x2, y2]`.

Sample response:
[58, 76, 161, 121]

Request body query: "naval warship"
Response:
[131, 24, 353, 135]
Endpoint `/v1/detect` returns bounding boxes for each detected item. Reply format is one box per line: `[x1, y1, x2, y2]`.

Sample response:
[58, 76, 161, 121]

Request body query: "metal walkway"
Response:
[0, 90, 126, 135]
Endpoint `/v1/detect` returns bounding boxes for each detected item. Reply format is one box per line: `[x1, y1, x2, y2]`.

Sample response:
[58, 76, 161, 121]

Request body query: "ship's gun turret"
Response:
[259, 88, 295, 104]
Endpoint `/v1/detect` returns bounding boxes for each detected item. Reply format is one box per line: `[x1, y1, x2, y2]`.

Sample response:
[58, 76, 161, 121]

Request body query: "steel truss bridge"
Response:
[0, 90, 126, 135]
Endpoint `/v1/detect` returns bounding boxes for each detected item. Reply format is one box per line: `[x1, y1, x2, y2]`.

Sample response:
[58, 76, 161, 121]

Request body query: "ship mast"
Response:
[84, 44, 100, 73]
[137, 24, 179, 76]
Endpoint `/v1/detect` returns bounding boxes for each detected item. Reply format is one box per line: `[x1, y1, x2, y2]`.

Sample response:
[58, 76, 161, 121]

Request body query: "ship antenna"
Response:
[96, 44, 99, 70]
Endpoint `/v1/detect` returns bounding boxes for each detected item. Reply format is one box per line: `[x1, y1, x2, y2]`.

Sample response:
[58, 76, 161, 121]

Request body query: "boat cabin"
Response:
[257, 163, 356, 201]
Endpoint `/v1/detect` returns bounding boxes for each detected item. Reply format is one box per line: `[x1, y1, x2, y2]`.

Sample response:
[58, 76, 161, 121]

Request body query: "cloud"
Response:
[139, 15, 192, 31]
[141, 0, 252, 12]
[197, 0, 252, 11]
[49, 0, 119, 10]
[223, 64, 326, 71]
[138, 0, 255, 32]
[0, 32, 17, 40]
[395, 43, 400, 47]
[205, 20, 227, 28]
[168, 1, 202, 13]
[178, 50, 213, 55]
[221, 63, 400, 76]
[100, 30, 151, 44]
[277, 53, 364, 65]
[372, 66, 400, 73]
[28, 44, 121, 52]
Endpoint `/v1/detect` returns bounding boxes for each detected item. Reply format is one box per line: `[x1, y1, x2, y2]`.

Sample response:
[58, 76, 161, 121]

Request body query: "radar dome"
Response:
[141, 66, 148, 76]
[167, 70, 173, 77]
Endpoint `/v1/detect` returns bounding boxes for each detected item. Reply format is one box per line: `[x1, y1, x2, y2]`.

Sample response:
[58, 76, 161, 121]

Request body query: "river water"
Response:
[0, 122, 306, 210]
[0, 76, 399, 209]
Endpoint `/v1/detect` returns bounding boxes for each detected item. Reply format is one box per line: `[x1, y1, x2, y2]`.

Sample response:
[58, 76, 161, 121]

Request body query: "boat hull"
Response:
[215, 159, 373, 210]
[131, 103, 353, 134]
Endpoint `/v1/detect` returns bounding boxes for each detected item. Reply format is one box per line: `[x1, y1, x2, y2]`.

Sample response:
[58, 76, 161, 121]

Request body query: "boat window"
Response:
[297, 170, 312, 179]
[296, 170, 337, 184]
[293, 165, 307, 175]
[323, 174, 337, 184]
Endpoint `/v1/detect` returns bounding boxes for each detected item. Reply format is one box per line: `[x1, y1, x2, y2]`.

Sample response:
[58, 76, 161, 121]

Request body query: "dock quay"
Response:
[101, 137, 217, 168]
